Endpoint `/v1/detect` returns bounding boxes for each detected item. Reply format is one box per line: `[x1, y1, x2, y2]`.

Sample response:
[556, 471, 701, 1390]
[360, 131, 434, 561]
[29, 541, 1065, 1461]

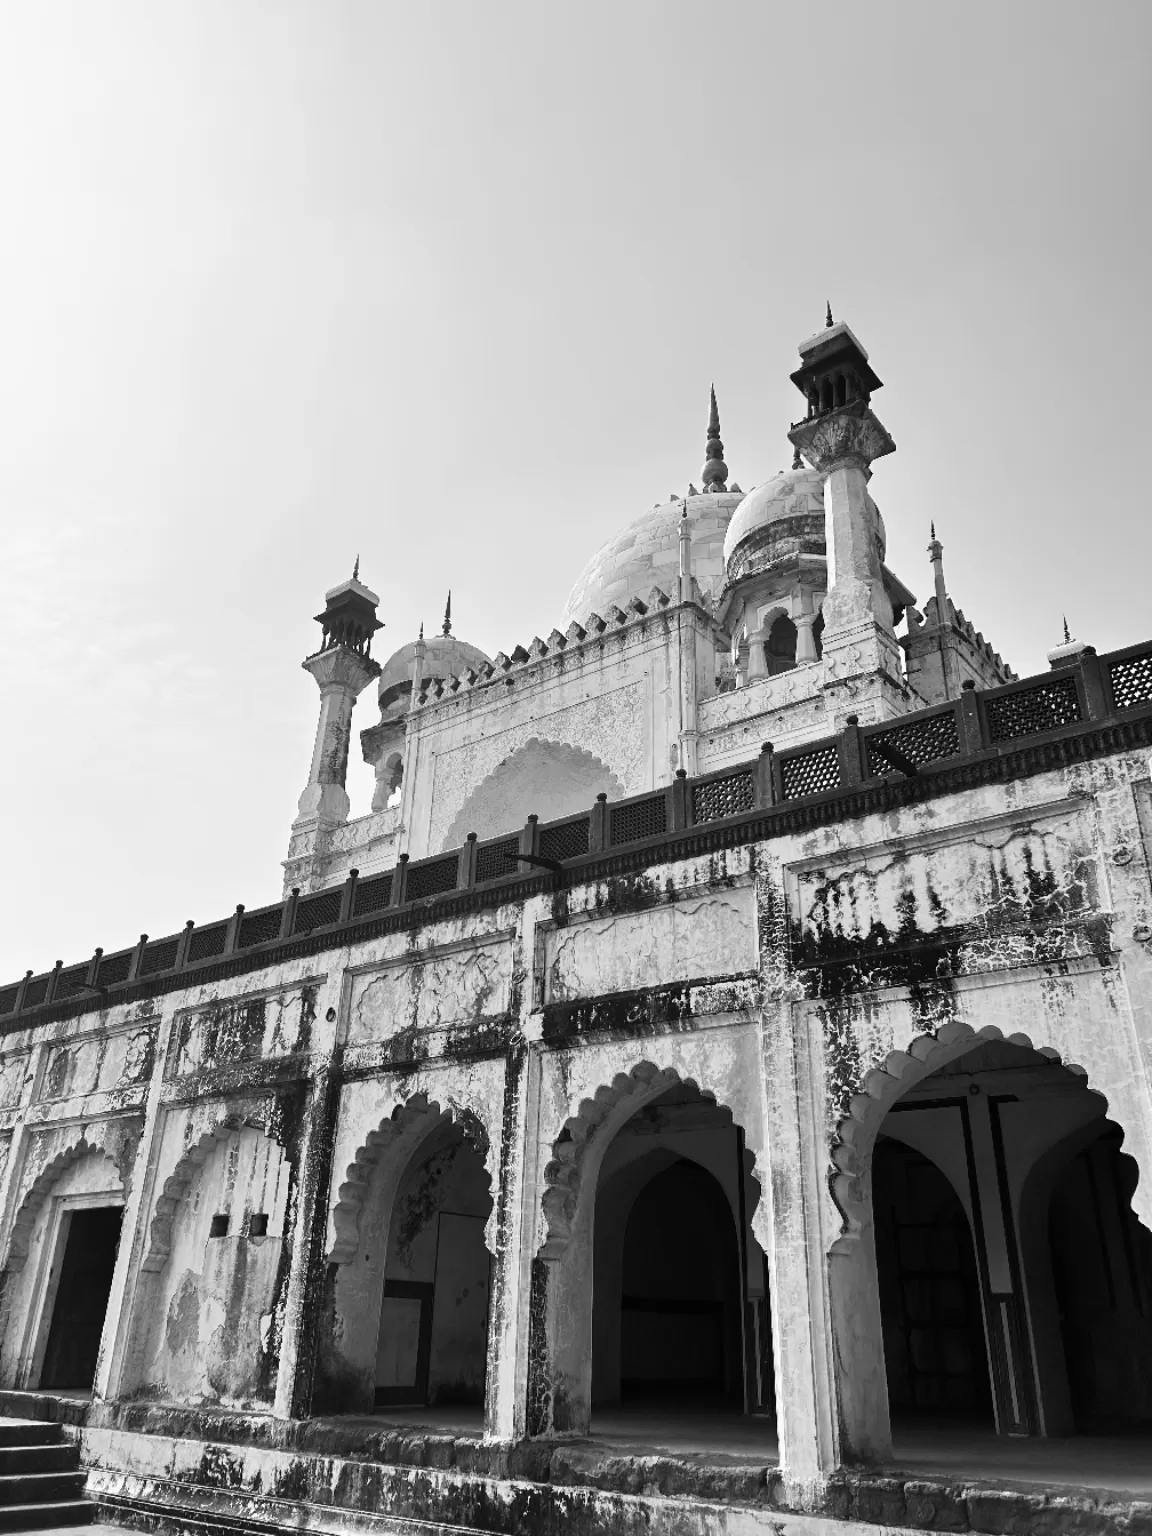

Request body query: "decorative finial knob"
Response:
[825, 301, 834, 328]
[791, 445, 803, 471]
[1063, 615, 1071, 644]
[701, 384, 729, 492]
[353, 553, 360, 581]
[442, 591, 452, 637]
[418, 621, 424, 641]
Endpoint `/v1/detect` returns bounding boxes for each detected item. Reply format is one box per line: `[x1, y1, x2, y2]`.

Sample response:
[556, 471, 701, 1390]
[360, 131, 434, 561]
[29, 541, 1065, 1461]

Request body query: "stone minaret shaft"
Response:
[294, 572, 383, 832]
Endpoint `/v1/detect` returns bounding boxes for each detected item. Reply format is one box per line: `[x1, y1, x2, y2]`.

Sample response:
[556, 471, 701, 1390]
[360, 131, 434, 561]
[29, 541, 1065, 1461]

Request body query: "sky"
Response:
[0, 0, 1149, 980]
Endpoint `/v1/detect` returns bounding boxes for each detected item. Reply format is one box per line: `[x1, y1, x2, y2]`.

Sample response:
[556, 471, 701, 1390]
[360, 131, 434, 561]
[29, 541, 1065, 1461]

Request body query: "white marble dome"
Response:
[723, 466, 885, 571]
[561, 492, 742, 627]
[377, 633, 492, 712]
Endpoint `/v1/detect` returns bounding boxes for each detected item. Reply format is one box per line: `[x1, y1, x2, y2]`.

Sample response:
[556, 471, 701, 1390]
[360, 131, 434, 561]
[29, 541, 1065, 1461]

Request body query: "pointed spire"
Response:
[928, 523, 947, 619]
[701, 384, 729, 492]
[442, 591, 452, 637]
[825, 300, 834, 328]
[353, 553, 360, 581]
[418, 621, 424, 641]
[1063, 615, 1071, 644]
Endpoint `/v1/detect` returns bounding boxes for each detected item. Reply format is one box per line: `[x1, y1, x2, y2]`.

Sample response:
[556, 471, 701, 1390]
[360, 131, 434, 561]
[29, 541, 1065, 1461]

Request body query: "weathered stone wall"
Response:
[0, 743, 1150, 1532]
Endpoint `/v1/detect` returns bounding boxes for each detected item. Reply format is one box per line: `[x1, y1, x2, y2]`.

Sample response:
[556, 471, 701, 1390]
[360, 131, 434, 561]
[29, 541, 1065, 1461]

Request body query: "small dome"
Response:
[723, 466, 885, 573]
[377, 633, 492, 712]
[561, 492, 742, 627]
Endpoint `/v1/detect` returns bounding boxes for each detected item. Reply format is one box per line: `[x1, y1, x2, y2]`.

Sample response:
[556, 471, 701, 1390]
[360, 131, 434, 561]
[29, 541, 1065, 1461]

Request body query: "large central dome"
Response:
[561, 492, 741, 627]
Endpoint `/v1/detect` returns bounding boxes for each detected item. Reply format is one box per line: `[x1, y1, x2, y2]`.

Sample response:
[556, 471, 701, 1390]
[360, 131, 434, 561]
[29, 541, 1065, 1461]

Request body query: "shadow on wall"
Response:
[443, 739, 623, 848]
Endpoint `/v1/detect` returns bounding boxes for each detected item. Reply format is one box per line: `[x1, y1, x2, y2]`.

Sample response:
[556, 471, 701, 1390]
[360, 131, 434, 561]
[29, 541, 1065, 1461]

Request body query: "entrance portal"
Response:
[374, 1122, 492, 1409]
[40, 1206, 123, 1390]
[586, 1079, 772, 1438]
[618, 1160, 742, 1404]
[874, 1138, 992, 1424]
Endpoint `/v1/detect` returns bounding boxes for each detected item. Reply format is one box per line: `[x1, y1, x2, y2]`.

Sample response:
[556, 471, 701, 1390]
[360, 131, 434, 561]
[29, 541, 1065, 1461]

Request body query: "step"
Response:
[0, 1473, 86, 1507]
[0, 1503, 92, 1531]
[0, 1452, 76, 1479]
[0, 1427, 61, 1451]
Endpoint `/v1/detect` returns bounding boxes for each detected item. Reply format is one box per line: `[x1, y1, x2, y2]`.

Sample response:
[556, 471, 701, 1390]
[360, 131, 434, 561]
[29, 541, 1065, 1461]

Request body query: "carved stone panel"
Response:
[38, 1026, 156, 1103]
[542, 887, 758, 1004]
[787, 800, 1102, 978]
[169, 982, 320, 1078]
[349, 941, 513, 1044]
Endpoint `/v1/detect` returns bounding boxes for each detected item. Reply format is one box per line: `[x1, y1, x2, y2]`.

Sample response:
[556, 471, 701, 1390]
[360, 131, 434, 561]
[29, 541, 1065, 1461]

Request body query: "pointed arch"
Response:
[141, 1115, 283, 1273]
[328, 1093, 491, 1265]
[442, 738, 624, 850]
[5, 1141, 124, 1273]
[827, 1018, 1100, 1252]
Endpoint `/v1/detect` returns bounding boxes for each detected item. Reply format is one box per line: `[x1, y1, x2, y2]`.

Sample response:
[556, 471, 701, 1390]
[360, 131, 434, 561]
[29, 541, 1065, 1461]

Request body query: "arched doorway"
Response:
[862, 1034, 1152, 1449]
[609, 1159, 742, 1405]
[540, 1076, 774, 1444]
[373, 1119, 492, 1413]
[873, 1137, 992, 1426]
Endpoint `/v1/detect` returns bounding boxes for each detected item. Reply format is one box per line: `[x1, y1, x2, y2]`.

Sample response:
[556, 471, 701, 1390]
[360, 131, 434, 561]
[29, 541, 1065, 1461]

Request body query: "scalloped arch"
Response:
[141, 1117, 279, 1273]
[828, 1018, 1103, 1252]
[328, 1093, 491, 1265]
[5, 1141, 123, 1273]
[443, 737, 624, 850]
[540, 1061, 760, 1259]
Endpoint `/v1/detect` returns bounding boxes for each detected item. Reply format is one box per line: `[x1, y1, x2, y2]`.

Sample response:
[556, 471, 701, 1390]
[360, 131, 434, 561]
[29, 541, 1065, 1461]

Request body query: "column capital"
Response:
[788, 402, 895, 476]
[301, 646, 380, 696]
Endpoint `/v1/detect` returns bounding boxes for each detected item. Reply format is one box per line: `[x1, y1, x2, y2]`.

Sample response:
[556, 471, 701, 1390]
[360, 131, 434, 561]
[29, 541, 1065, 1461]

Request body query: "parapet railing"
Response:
[3, 640, 1151, 1019]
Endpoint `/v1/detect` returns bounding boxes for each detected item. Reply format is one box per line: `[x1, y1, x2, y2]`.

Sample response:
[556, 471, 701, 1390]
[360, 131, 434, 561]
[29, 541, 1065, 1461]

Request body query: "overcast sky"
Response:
[1, 0, 1149, 979]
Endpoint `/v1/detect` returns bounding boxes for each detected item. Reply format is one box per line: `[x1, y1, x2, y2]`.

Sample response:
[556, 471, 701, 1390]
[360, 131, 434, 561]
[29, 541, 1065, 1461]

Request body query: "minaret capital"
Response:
[788, 401, 895, 475]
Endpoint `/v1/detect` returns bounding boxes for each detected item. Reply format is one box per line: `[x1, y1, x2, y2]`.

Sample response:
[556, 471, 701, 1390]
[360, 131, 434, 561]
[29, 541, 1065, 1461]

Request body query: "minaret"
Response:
[786, 312, 903, 720]
[927, 523, 949, 621]
[701, 386, 729, 492]
[292, 566, 382, 836]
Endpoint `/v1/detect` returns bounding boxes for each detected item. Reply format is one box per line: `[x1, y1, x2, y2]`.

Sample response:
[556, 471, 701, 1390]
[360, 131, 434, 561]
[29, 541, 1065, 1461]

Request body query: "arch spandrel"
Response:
[4, 1140, 126, 1274]
[538, 1052, 766, 1260]
[327, 1091, 493, 1265]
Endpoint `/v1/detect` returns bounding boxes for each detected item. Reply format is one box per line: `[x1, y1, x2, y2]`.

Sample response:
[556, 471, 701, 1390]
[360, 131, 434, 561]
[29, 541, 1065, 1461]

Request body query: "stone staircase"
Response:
[0, 1419, 91, 1530]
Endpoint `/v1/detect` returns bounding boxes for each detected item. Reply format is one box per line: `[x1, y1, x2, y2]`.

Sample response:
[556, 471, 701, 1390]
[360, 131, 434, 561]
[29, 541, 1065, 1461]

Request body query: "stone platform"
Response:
[0, 1396, 1144, 1536]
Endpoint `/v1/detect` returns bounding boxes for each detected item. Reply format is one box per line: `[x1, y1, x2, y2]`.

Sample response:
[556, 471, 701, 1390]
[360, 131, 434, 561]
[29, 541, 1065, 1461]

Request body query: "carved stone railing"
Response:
[2, 639, 1151, 1020]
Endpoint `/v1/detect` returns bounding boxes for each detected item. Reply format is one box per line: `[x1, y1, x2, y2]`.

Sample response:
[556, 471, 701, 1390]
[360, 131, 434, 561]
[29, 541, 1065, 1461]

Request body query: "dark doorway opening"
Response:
[1048, 1129, 1152, 1431]
[40, 1205, 123, 1390]
[874, 1138, 993, 1425]
[618, 1160, 742, 1405]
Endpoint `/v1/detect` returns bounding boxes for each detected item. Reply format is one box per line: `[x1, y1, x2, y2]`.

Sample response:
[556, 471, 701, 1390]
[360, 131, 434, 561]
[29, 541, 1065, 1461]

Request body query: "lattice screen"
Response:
[292, 891, 343, 934]
[188, 923, 228, 961]
[475, 838, 519, 884]
[140, 937, 179, 976]
[405, 857, 459, 901]
[985, 675, 1081, 744]
[693, 771, 755, 824]
[1109, 652, 1152, 711]
[780, 744, 840, 800]
[238, 907, 283, 948]
[866, 710, 961, 777]
[609, 795, 668, 846]
[352, 873, 393, 917]
[538, 817, 590, 862]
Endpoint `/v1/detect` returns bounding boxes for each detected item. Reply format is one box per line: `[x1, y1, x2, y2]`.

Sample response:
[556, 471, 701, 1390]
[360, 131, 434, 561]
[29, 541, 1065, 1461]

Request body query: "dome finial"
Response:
[442, 591, 452, 637]
[1063, 614, 1071, 645]
[825, 300, 834, 328]
[701, 384, 729, 492]
[791, 445, 803, 471]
